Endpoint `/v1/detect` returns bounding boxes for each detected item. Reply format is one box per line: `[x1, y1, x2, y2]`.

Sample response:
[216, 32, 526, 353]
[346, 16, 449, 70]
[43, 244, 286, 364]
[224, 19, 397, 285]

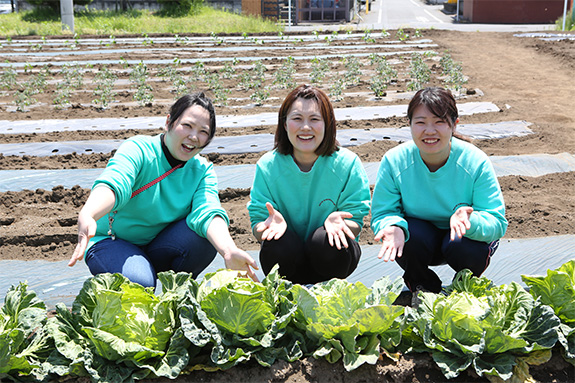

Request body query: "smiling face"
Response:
[164, 104, 211, 162]
[410, 104, 457, 172]
[286, 97, 325, 171]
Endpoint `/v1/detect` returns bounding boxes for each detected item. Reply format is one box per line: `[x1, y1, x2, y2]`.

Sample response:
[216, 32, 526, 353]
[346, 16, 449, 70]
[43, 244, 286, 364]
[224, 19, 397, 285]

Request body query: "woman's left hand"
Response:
[223, 248, 260, 282]
[324, 211, 355, 250]
[450, 206, 474, 241]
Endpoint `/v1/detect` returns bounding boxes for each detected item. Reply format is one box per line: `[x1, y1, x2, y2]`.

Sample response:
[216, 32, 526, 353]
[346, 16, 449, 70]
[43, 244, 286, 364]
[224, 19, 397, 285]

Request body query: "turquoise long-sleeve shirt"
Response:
[371, 138, 507, 242]
[248, 148, 371, 242]
[87, 134, 228, 252]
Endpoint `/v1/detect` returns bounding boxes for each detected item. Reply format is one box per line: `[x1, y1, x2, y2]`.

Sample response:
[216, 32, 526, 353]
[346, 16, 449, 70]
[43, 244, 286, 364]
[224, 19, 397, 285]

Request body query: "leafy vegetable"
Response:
[403, 270, 560, 381]
[290, 276, 404, 371]
[179, 266, 302, 370]
[522, 260, 575, 365]
[46, 273, 190, 382]
[0, 282, 51, 381]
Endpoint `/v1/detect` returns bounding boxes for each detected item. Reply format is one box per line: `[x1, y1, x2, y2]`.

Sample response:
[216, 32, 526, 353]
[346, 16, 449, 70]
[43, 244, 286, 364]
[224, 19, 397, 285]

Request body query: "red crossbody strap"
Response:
[130, 163, 184, 199]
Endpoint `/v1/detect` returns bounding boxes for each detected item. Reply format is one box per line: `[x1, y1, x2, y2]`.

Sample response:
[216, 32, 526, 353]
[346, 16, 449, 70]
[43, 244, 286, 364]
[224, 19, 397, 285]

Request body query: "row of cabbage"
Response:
[1, 261, 574, 383]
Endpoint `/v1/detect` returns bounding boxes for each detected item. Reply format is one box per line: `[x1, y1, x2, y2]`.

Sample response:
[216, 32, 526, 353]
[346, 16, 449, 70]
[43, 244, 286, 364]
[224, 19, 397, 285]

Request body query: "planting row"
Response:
[2, 260, 574, 382]
[0, 29, 425, 52]
[0, 51, 467, 111]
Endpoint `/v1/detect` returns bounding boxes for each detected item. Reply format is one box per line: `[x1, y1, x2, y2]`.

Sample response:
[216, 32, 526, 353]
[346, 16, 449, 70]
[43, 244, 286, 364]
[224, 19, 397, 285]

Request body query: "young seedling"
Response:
[92, 66, 118, 109]
[407, 53, 431, 91]
[207, 73, 231, 106]
[343, 56, 362, 87]
[310, 57, 330, 84]
[54, 63, 85, 108]
[396, 28, 409, 42]
[0, 64, 17, 91]
[130, 61, 154, 107]
[273, 56, 296, 89]
[330, 78, 345, 102]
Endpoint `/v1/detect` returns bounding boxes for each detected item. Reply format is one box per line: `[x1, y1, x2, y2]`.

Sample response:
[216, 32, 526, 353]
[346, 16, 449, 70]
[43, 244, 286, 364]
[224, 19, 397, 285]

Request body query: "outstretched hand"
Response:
[324, 211, 355, 250]
[223, 248, 260, 282]
[69, 213, 97, 267]
[374, 225, 405, 262]
[255, 202, 287, 241]
[450, 206, 473, 241]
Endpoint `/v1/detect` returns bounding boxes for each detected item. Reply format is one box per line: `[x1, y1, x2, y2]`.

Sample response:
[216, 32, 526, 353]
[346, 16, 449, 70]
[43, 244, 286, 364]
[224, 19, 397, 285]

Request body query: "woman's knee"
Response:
[259, 230, 305, 277]
[306, 226, 360, 278]
[401, 218, 444, 266]
[442, 237, 494, 276]
[86, 239, 156, 287]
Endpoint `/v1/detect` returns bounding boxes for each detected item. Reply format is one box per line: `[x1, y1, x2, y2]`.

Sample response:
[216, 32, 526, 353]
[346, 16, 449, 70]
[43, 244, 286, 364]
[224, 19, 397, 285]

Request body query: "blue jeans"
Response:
[85, 218, 217, 288]
[396, 217, 499, 293]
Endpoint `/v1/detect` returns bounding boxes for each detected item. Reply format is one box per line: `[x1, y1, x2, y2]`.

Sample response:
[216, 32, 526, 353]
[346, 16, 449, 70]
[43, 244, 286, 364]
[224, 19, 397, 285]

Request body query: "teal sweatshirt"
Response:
[371, 138, 508, 242]
[87, 134, 228, 252]
[248, 148, 371, 242]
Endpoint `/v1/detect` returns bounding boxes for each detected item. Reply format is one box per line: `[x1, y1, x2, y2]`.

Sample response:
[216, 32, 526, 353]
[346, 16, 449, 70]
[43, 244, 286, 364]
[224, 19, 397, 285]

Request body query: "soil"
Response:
[1, 29, 575, 381]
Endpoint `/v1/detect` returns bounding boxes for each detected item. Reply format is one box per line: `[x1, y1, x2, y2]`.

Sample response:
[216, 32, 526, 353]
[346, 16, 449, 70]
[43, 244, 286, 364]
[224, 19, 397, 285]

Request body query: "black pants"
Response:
[396, 217, 499, 293]
[259, 226, 361, 284]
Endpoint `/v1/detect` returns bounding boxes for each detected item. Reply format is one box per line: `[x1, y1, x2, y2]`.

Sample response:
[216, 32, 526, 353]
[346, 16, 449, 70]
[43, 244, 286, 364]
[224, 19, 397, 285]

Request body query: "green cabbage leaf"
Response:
[522, 260, 575, 364]
[404, 269, 560, 380]
[0, 282, 52, 381]
[290, 276, 404, 371]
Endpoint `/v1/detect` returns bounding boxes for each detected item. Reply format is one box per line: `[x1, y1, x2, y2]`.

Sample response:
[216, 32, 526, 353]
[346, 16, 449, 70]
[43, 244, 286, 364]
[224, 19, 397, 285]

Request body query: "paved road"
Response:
[291, 0, 554, 32]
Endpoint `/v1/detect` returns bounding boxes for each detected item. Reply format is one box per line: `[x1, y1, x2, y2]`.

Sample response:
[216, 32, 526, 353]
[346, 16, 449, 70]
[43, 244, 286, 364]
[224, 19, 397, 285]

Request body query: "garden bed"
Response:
[1, 28, 575, 382]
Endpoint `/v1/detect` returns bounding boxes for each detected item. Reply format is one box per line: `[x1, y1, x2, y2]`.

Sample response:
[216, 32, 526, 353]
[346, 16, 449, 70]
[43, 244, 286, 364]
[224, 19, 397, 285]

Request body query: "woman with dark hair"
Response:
[371, 87, 507, 298]
[248, 85, 371, 284]
[68, 92, 258, 286]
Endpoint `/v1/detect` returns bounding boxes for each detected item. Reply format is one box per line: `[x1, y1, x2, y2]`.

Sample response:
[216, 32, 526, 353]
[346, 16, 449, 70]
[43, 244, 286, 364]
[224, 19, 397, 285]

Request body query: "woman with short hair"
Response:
[248, 84, 371, 284]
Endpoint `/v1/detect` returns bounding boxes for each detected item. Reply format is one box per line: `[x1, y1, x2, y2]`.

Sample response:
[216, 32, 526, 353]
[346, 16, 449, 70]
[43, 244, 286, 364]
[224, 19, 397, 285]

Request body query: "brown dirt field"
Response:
[1, 29, 575, 382]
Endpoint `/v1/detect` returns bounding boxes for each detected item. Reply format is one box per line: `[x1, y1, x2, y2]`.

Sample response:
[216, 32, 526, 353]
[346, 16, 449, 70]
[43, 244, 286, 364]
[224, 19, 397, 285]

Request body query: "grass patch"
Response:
[0, 6, 283, 37]
[555, 9, 575, 31]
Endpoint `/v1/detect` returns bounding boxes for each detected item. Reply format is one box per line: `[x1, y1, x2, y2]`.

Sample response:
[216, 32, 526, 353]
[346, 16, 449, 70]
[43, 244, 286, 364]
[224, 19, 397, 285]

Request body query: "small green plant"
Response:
[130, 61, 154, 107]
[53, 63, 85, 109]
[26, 65, 50, 94]
[252, 60, 267, 80]
[191, 62, 207, 82]
[363, 29, 375, 43]
[220, 58, 238, 79]
[407, 53, 431, 91]
[141, 33, 153, 46]
[207, 73, 231, 106]
[0, 64, 18, 91]
[369, 54, 397, 98]
[250, 86, 270, 106]
[273, 56, 296, 89]
[395, 28, 409, 42]
[310, 57, 330, 84]
[440, 52, 467, 93]
[329, 77, 345, 102]
[92, 66, 118, 109]
[210, 32, 224, 45]
[370, 76, 388, 98]
[12, 65, 48, 111]
[14, 89, 36, 112]
[343, 56, 362, 87]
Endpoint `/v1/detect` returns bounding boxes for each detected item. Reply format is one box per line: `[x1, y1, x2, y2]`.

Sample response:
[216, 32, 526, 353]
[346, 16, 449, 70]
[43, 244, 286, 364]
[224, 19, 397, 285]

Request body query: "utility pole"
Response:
[60, 0, 75, 33]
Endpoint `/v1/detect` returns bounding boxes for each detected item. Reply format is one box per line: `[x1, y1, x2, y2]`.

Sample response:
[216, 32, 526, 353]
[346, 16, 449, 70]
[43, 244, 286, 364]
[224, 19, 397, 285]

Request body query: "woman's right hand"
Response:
[68, 185, 116, 267]
[68, 212, 97, 267]
[374, 225, 405, 262]
[255, 202, 287, 241]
